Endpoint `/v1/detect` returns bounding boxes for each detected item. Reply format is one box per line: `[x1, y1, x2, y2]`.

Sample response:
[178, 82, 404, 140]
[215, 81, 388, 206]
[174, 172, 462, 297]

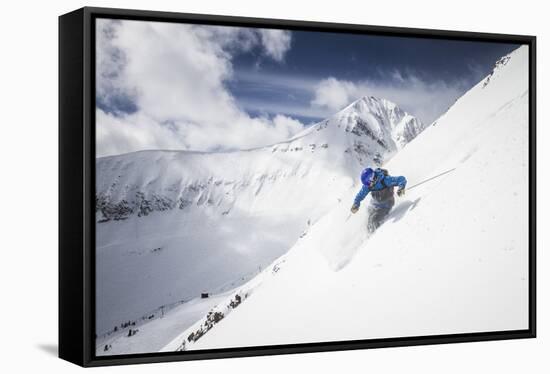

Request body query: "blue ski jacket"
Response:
[354, 169, 407, 207]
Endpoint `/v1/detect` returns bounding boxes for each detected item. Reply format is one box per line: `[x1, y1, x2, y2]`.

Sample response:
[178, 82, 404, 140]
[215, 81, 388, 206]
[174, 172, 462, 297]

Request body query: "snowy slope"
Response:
[95, 95, 424, 348]
[162, 45, 529, 351]
[97, 292, 231, 355]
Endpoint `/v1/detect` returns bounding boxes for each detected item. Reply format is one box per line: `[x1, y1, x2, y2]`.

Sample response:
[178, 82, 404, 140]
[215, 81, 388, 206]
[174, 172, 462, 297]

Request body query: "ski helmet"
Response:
[360, 167, 375, 186]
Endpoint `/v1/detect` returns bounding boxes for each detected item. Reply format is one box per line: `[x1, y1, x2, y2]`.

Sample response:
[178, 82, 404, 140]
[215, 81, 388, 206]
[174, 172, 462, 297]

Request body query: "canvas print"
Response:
[94, 18, 529, 356]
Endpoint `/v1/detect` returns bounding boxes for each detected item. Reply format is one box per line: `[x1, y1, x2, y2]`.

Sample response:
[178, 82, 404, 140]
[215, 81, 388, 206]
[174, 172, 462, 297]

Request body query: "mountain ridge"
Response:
[95, 94, 424, 222]
[96, 94, 424, 160]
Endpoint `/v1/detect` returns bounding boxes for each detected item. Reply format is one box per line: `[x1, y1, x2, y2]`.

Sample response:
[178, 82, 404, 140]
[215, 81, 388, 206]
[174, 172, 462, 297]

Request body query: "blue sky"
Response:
[227, 31, 517, 124]
[96, 19, 519, 156]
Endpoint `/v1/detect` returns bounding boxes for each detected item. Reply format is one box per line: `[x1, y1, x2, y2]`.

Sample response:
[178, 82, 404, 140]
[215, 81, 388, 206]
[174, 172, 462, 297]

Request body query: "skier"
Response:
[350, 167, 407, 233]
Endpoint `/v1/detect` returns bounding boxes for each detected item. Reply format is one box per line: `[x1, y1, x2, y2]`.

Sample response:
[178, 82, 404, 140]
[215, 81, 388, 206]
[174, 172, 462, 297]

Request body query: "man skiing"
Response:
[350, 167, 407, 233]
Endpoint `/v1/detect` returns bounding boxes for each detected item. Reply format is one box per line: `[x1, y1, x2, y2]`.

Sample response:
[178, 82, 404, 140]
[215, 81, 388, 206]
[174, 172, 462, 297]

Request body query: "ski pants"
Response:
[367, 202, 393, 233]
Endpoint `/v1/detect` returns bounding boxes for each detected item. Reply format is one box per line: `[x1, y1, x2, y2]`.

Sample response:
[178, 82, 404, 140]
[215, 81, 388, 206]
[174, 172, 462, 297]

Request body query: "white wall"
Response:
[0, 0, 547, 372]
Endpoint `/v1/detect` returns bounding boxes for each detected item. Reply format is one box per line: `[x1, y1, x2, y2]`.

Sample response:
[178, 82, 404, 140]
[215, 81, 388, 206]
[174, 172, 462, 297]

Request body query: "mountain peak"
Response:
[324, 94, 426, 152]
[345, 94, 393, 110]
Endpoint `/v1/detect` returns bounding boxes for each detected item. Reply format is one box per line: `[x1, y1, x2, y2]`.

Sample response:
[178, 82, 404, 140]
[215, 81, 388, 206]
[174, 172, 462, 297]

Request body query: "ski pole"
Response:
[407, 167, 456, 191]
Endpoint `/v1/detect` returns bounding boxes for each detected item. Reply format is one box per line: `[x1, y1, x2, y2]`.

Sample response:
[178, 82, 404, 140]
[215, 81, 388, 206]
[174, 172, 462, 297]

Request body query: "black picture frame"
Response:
[59, 6, 537, 367]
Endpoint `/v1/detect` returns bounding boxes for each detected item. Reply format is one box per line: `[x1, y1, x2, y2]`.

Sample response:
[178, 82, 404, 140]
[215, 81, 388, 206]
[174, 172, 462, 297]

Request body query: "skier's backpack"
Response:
[375, 168, 390, 188]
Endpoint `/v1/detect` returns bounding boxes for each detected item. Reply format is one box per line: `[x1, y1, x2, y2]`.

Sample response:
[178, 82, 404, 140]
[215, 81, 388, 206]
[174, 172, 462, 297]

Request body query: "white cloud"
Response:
[96, 110, 184, 156]
[311, 74, 469, 125]
[237, 97, 332, 123]
[271, 114, 305, 136]
[96, 110, 304, 157]
[258, 29, 292, 62]
[311, 77, 357, 112]
[96, 19, 297, 157]
[232, 68, 472, 125]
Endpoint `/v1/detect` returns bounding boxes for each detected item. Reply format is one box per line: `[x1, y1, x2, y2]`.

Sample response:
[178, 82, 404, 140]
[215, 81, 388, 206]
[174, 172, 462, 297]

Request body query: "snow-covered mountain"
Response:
[161, 45, 529, 352]
[95, 96, 425, 354]
[331, 95, 426, 150]
[96, 96, 424, 222]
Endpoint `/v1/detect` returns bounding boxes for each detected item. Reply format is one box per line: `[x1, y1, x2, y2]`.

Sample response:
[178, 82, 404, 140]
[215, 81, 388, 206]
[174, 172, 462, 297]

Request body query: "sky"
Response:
[96, 18, 518, 157]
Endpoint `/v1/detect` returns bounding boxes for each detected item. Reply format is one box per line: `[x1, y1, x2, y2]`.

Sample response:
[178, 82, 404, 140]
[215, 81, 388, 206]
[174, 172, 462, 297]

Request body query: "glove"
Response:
[350, 204, 359, 214]
[397, 188, 405, 197]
